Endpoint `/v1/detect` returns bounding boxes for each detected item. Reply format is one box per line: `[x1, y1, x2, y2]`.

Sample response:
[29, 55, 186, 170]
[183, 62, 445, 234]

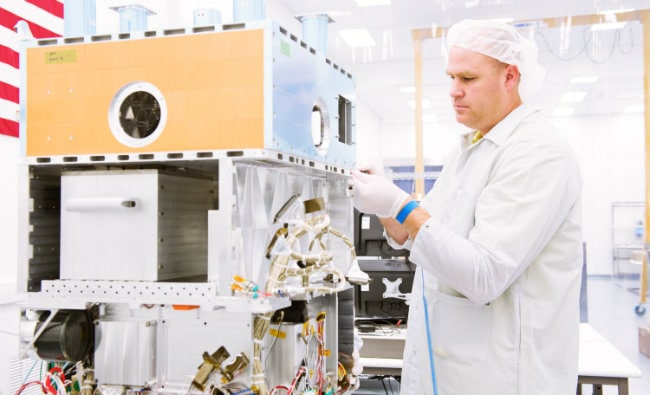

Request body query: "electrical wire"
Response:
[0, 328, 20, 336]
[315, 313, 327, 393]
[44, 366, 68, 395]
[13, 381, 46, 395]
[15, 364, 70, 395]
[263, 311, 285, 391]
[251, 197, 360, 394]
[534, 24, 638, 65]
[269, 365, 307, 395]
[535, 27, 589, 62]
[615, 25, 635, 55]
[269, 385, 290, 395]
[302, 322, 318, 391]
[422, 272, 438, 395]
[14, 360, 46, 395]
[264, 312, 285, 367]
[380, 377, 389, 395]
[21, 361, 41, 387]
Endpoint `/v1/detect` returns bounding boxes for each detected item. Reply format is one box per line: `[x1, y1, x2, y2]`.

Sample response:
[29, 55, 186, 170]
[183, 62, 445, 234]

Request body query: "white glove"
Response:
[355, 160, 386, 177]
[351, 170, 409, 218]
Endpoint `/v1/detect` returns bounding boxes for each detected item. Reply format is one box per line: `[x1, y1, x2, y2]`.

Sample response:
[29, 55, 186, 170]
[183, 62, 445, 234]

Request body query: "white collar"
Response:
[461, 103, 539, 149]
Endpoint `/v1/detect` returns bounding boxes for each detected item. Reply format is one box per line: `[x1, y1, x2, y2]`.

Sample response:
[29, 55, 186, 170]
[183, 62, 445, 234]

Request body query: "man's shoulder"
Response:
[509, 112, 570, 147]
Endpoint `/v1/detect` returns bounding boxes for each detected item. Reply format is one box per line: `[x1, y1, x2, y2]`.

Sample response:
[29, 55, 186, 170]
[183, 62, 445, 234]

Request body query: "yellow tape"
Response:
[45, 50, 77, 64]
[269, 328, 286, 339]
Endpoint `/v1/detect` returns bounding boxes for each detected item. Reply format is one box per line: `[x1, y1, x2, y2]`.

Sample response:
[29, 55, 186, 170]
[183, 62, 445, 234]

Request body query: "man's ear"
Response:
[504, 64, 521, 88]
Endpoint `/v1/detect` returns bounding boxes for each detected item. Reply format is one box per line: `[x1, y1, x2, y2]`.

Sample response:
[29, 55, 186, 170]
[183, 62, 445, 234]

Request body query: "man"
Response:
[351, 19, 582, 395]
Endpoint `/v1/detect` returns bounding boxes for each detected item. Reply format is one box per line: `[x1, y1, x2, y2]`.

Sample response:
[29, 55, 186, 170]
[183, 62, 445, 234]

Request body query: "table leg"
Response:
[617, 378, 629, 395]
[593, 383, 603, 395]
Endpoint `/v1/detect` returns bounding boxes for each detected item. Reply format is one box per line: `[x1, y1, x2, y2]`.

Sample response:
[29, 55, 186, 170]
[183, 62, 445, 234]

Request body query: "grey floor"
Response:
[354, 275, 650, 395]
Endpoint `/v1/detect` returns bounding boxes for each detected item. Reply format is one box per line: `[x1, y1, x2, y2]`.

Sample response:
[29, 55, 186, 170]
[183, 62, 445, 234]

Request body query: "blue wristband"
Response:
[396, 200, 419, 224]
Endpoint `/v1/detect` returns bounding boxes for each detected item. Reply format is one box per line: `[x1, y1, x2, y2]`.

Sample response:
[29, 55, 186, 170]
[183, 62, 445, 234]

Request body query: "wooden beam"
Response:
[641, 9, 650, 304]
[413, 33, 425, 199]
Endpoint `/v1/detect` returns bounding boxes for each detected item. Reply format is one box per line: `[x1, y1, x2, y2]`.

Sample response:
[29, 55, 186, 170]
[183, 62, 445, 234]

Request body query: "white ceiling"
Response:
[271, 0, 650, 125]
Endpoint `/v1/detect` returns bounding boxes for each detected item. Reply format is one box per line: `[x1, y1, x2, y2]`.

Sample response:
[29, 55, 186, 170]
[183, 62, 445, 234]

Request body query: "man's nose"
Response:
[449, 84, 462, 98]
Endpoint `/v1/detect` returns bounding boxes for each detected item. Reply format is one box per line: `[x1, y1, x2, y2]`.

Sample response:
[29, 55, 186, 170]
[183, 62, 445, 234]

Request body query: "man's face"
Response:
[446, 46, 511, 133]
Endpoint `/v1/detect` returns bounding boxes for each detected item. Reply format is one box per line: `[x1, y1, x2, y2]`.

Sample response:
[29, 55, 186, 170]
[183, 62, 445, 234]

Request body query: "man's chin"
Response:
[455, 114, 471, 127]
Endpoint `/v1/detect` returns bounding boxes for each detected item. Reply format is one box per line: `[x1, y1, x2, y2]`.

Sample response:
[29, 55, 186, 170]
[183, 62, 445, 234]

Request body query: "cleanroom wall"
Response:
[0, 135, 18, 286]
[0, 135, 19, 395]
[559, 114, 645, 276]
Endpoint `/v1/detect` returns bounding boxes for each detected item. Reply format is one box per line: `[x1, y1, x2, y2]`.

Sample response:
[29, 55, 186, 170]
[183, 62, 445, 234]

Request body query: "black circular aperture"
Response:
[34, 310, 94, 362]
[118, 91, 161, 139]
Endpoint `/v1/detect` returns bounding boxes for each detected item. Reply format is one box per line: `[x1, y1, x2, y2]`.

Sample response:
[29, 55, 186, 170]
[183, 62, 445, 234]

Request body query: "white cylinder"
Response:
[301, 14, 332, 55]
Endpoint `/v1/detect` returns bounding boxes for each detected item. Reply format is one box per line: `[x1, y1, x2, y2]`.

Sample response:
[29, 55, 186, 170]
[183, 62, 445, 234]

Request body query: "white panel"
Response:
[95, 320, 157, 386]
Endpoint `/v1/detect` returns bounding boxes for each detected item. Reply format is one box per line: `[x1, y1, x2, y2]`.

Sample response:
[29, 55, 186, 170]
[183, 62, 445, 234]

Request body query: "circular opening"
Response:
[119, 91, 161, 139]
[311, 98, 330, 156]
[109, 81, 167, 148]
[312, 105, 324, 146]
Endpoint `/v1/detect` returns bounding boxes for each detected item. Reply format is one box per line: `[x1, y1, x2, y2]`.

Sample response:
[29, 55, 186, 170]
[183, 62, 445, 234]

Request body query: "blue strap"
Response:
[396, 200, 419, 224]
[422, 271, 439, 395]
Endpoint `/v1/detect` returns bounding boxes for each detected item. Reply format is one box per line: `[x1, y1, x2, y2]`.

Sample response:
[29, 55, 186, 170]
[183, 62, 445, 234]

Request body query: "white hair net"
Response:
[446, 19, 546, 101]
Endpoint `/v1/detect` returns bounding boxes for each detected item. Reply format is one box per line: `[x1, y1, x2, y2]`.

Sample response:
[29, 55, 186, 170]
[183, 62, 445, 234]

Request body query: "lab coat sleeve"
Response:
[386, 232, 413, 250]
[409, 136, 581, 304]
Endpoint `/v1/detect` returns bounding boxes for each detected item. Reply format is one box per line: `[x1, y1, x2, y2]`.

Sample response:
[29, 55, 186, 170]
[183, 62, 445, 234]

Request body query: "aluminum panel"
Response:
[22, 22, 356, 168]
[271, 24, 356, 169]
[263, 323, 306, 387]
[60, 169, 216, 281]
[95, 320, 157, 387]
[159, 312, 254, 385]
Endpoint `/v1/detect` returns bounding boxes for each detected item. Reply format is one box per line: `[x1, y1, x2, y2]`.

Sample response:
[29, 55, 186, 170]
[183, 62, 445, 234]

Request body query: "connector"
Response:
[220, 352, 250, 383]
[346, 259, 370, 285]
[192, 346, 230, 391]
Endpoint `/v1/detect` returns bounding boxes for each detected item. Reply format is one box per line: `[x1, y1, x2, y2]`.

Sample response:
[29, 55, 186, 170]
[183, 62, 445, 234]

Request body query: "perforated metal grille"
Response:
[118, 91, 161, 139]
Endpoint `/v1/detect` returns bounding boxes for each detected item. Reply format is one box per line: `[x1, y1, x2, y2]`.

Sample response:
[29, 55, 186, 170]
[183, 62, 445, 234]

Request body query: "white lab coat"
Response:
[392, 104, 583, 395]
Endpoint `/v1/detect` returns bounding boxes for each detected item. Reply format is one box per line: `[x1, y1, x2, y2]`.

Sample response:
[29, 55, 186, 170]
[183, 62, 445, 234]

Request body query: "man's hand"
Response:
[350, 170, 410, 218]
[356, 161, 386, 177]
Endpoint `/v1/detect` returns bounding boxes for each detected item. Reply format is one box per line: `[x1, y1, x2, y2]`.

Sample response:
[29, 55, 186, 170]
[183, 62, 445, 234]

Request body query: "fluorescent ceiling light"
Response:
[354, 0, 391, 6]
[591, 11, 627, 31]
[399, 86, 415, 93]
[552, 107, 575, 117]
[591, 22, 626, 31]
[560, 91, 587, 103]
[338, 29, 376, 47]
[623, 104, 644, 114]
[408, 100, 432, 110]
[324, 10, 352, 17]
[570, 76, 598, 84]
[489, 18, 514, 24]
[597, 8, 636, 15]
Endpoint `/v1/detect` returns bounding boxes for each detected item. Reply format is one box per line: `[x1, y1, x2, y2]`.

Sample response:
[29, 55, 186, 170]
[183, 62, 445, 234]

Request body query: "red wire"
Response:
[288, 366, 306, 394]
[45, 367, 66, 395]
[14, 380, 46, 395]
[270, 385, 290, 395]
[316, 319, 326, 392]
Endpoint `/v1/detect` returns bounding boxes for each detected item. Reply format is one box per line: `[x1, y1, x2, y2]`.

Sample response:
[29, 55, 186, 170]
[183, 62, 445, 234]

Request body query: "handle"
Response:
[64, 197, 140, 212]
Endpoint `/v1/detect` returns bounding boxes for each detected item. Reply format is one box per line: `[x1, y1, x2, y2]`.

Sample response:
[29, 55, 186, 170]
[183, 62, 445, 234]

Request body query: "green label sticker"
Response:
[280, 40, 290, 57]
[45, 50, 77, 64]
